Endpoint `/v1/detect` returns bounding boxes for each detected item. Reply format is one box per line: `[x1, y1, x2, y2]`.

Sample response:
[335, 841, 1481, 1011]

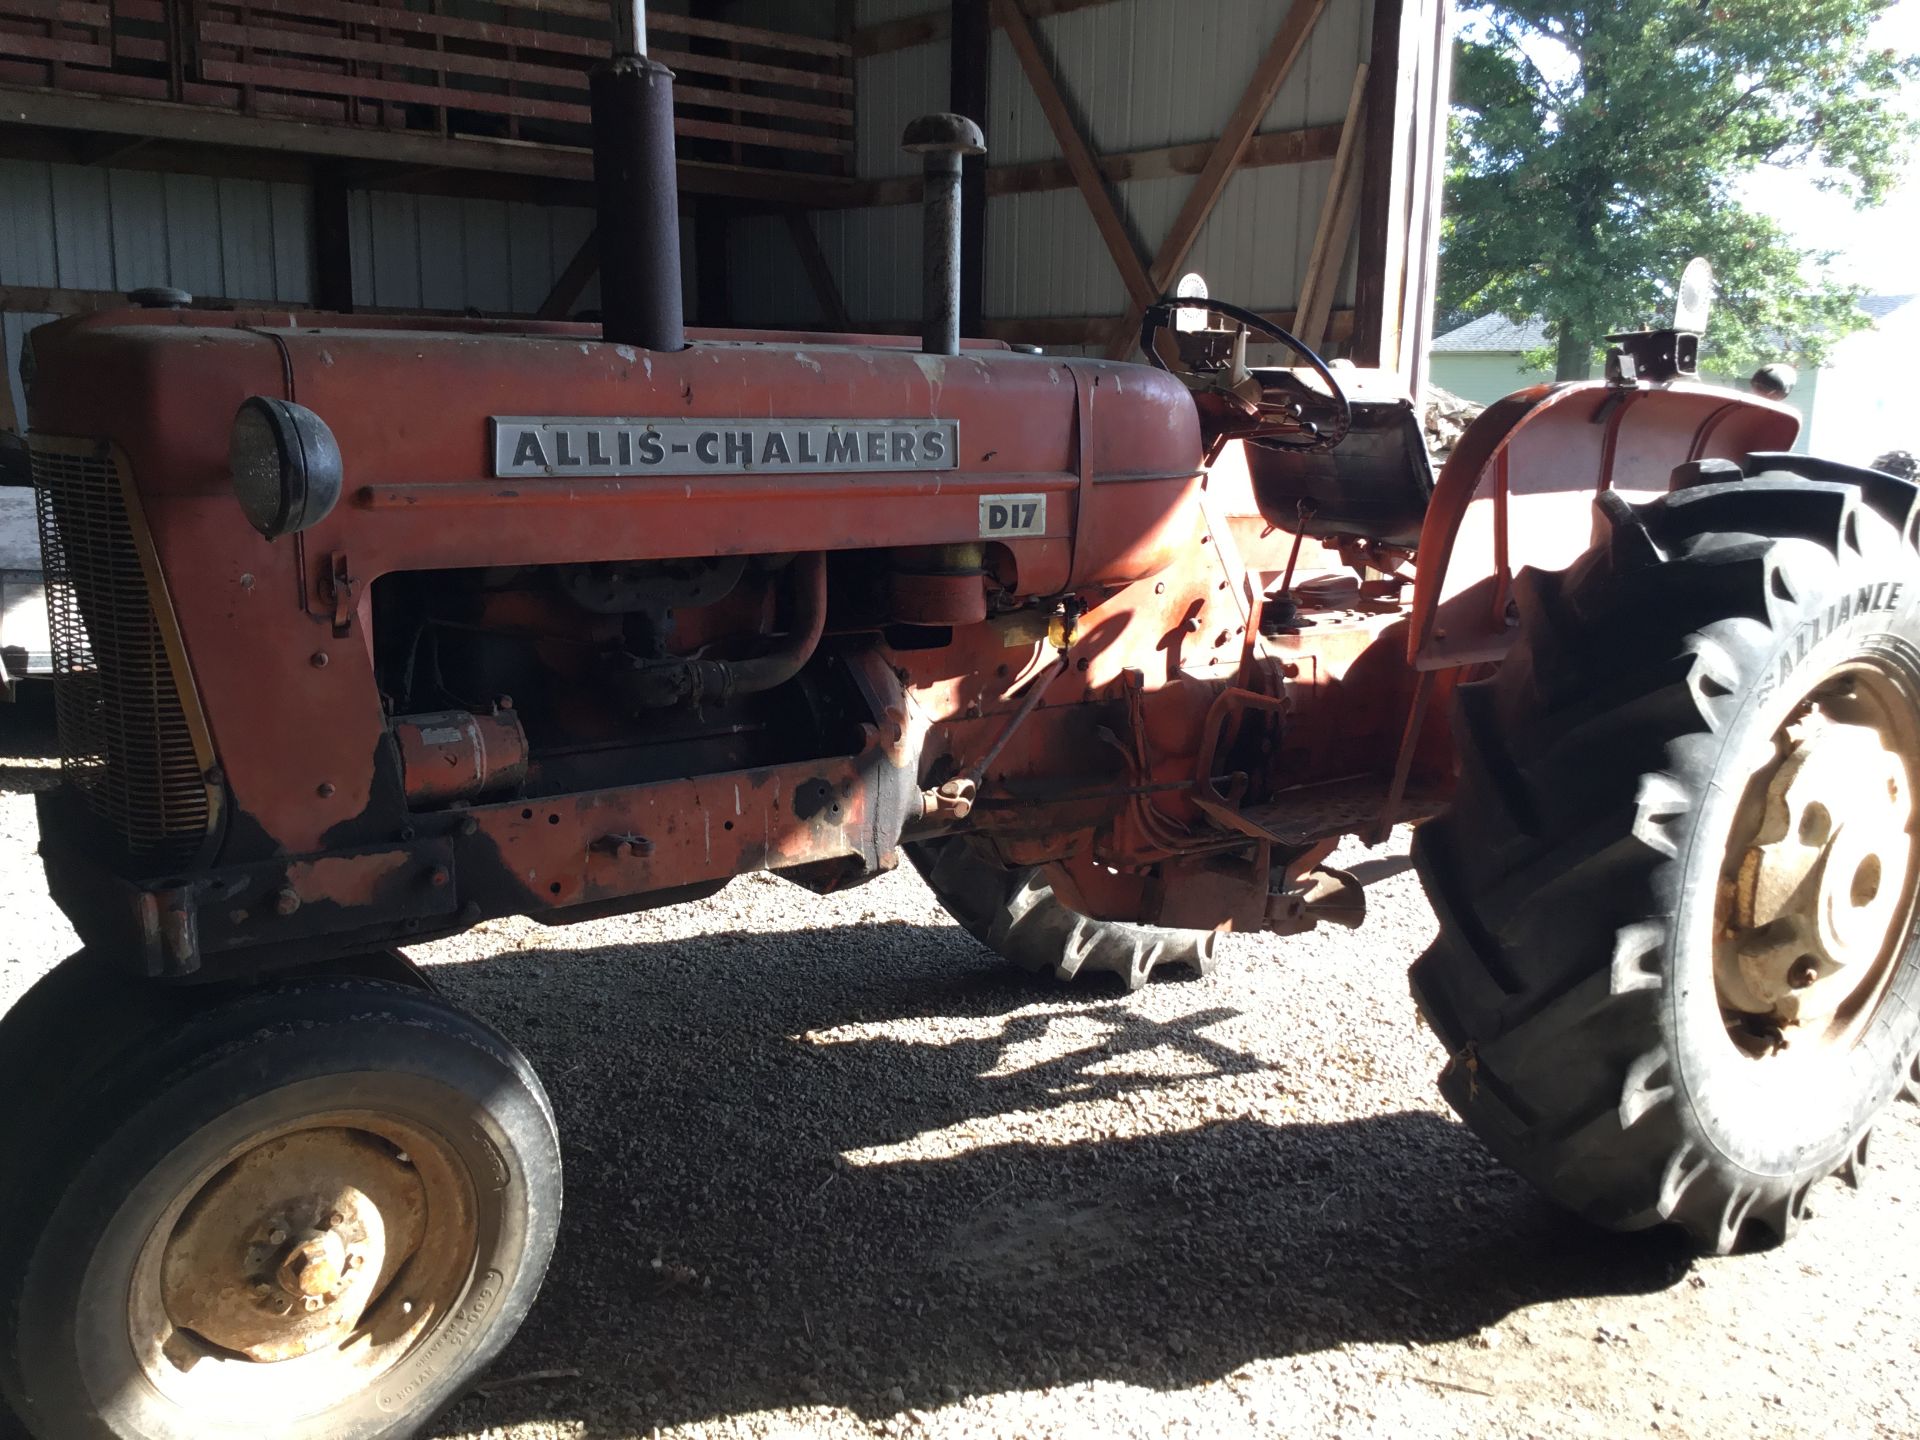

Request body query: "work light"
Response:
[229, 397, 343, 540]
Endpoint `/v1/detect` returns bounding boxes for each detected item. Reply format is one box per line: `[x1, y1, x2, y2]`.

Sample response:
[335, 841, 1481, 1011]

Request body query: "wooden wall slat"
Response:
[0, 0, 853, 174]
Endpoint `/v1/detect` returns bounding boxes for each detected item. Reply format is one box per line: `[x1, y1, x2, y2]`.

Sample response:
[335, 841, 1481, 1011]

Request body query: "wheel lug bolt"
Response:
[267, 1227, 287, 1245]
[303, 1295, 326, 1312]
[325, 1211, 345, 1229]
[348, 1254, 366, 1270]
[1789, 958, 1821, 989]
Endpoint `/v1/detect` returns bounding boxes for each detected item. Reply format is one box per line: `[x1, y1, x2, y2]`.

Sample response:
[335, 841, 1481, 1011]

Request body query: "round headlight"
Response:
[229, 397, 343, 540]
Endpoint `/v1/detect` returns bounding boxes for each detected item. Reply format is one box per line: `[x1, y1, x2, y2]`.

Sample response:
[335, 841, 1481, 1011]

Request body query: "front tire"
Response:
[1414, 459, 1920, 1253]
[0, 967, 561, 1440]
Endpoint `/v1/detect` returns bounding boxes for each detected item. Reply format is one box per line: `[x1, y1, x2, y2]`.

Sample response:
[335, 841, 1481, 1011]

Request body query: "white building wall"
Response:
[1803, 313, 1918, 465]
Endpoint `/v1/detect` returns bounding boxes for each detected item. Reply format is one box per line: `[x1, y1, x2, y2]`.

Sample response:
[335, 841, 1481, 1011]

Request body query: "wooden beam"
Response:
[1104, 0, 1329, 359]
[785, 211, 852, 332]
[1404, 0, 1455, 398]
[1293, 65, 1368, 351]
[978, 307, 1355, 348]
[852, 0, 1123, 57]
[1295, 136, 1365, 351]
[0, 285, 1355, 355]
[0, 286, 164, 315]
[0, 284, 370, 315]
[991, 0, 1153, 310]
[950, 0, 991, 336]
[845, 121, 1343, 209]
[722, 308, 1352, 347]
[537, 230, 600, 320]
[854, 10, 948, 58]
[0, 85, 864, 207]
[70, 131, 152, 166]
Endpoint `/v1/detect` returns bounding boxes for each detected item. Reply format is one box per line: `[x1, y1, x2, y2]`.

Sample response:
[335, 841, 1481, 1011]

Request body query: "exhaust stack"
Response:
[902, 114, 986, 356]
[591, 1, 685, 350]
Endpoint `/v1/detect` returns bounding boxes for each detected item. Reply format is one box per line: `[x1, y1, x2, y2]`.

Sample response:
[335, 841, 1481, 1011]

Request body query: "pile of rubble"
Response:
[1421, 385, 1484, 468]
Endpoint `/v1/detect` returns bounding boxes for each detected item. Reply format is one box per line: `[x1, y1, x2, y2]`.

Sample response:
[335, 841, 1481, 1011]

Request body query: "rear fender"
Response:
[1407, 380, 1800, 669]
[1363, 379, 1798, 839]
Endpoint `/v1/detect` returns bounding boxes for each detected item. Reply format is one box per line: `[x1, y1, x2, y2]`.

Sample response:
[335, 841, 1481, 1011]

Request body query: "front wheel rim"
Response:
[1714, 659, 1920, 1064]
[128, 1106, 480, 1421]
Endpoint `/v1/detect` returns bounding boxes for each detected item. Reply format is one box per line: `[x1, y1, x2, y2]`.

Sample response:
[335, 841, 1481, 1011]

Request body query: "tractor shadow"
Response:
[415, 920, 1697, 1437]
[0, 688, 58, 795]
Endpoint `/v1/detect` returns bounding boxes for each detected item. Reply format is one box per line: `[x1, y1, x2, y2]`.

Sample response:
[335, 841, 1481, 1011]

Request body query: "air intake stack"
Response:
[902, 114, 987, 356]
[591, 1, 685, 351]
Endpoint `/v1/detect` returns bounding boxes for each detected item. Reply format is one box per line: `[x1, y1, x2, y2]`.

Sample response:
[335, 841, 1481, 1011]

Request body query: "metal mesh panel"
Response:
[32, 444, 209, 861]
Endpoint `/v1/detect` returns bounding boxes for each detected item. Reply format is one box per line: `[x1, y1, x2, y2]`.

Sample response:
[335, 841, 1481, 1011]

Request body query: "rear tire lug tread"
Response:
[1412, 458, 1920, 1254]
[909, 838, 1214, 990]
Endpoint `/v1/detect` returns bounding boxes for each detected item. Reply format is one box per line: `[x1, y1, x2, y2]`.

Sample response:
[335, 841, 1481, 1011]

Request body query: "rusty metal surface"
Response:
[20, 302, 1493, 964]
[159, 1127, 426, 1362]
[887, 567, 989, 626]
[26, 309, 1202, 861]
[393, 708, 530, 806]
[126, 1106, 483, 1416]
[1241, 776, 1446, 848]
[1406, 380, 1800, 671]
[1716, 676, 1917, 1058]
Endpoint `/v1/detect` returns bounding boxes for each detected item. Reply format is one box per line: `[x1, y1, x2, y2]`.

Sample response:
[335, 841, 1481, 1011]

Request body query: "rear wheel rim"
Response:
[129, 1107, 479, 1420]
[1714, 659, 1920, 1063]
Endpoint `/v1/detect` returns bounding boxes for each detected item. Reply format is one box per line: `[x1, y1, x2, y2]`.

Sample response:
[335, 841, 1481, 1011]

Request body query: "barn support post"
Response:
[1353, 0, 1411, 372]
[313, 161, 354, 312]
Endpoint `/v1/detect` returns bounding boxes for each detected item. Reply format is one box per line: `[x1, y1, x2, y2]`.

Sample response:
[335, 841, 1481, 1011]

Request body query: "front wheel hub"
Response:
[158, 1128, 426, 1363]
[1718, 683, 1917, 1054]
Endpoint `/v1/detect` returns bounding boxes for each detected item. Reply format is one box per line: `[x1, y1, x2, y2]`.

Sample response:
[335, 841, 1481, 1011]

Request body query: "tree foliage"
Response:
[1441, 0, 1920, 379]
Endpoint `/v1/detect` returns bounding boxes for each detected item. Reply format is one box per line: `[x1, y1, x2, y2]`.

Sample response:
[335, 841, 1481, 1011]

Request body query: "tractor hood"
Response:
[25, 309, 1205, 597]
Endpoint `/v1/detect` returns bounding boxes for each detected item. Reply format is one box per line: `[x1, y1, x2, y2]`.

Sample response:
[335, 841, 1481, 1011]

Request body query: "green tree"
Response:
[1441, 0, 1919, 380]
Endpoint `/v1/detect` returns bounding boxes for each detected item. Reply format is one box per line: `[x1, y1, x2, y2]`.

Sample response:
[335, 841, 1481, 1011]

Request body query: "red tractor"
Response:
[5, 12, 1918, 1439]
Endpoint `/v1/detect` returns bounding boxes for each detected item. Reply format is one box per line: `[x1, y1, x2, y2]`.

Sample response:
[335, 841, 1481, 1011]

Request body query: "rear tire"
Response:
[909, 836, 1217, 991]
[0, 964, 561, 1440]
[1413, 459, 1920, 1253]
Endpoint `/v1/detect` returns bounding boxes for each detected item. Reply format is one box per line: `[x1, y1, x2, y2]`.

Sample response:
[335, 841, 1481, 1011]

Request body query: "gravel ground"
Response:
[2, 694, 1918, 1440]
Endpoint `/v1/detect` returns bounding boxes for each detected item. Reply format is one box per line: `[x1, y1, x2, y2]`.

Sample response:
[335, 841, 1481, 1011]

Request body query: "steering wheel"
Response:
[1139, 296, 1353, 453]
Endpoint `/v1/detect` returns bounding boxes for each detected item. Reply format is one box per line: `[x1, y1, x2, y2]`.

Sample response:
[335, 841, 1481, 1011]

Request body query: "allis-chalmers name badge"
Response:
[491, 417, 960, 478]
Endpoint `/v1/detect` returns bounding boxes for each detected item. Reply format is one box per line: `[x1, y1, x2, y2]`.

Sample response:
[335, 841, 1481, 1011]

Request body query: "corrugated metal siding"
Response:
[984, 0, 1375, 317]
[345, 191, 610, 315]
[738, 0, 1376, 333]
[1, 157, 316, 421]
[0, 157, 692, 422]
[0, 157, 314, 302]
[730, 203, 920, 332]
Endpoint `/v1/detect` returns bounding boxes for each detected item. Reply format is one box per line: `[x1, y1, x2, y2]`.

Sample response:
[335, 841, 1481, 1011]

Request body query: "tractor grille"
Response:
[32, 445, 210, 862]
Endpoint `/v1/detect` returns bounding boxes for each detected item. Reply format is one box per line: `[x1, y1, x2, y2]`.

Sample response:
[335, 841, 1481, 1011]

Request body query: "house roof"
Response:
[1431, 295, 1920, 354]
[1860, 293, 1917, 321]
[1429, 314, 1550, 353]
